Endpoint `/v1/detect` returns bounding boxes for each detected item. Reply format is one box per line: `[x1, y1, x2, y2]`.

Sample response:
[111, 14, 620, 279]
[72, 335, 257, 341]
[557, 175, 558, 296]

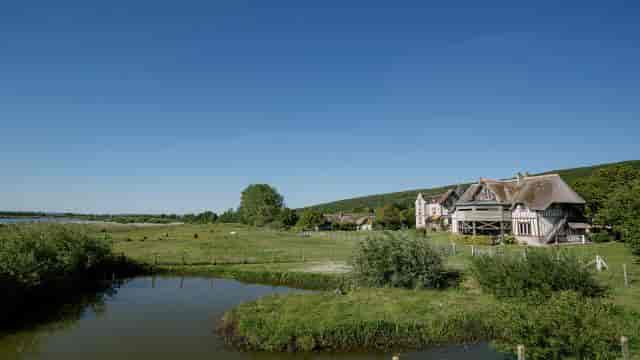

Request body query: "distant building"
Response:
[450, 173, 589, 245]
[356, 216, 374, 231]
[415, 188, 462, 230]
[323, 212, 356, 225]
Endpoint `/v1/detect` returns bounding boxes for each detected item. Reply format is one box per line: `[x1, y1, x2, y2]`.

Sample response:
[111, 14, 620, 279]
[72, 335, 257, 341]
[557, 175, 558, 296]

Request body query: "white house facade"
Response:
[415, 189, 460, 230]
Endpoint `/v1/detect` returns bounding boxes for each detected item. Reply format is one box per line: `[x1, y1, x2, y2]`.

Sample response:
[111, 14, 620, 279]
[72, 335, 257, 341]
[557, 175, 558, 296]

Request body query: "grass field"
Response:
[95, 222, 640, 309]
[103, 223, 362, 265]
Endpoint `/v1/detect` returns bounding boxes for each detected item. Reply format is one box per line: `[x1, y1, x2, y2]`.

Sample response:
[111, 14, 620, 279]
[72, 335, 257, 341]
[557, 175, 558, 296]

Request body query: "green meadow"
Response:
[99, 223, 638, 311]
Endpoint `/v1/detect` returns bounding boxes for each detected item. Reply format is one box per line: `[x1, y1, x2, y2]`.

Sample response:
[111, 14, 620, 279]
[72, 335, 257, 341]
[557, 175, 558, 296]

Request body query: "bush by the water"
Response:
[470, 250, 607, 299]
[492, 291, 625, 360]
[351, 233, 446, 289]
[0, 224, 135, 326]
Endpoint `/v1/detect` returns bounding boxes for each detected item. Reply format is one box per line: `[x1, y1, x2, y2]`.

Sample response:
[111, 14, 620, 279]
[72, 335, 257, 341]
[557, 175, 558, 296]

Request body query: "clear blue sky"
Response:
[1, 0, 639, 214]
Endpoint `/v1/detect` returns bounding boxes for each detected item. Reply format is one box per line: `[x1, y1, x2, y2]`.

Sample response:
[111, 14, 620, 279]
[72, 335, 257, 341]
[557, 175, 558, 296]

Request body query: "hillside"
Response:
[302, 159, 640, 213]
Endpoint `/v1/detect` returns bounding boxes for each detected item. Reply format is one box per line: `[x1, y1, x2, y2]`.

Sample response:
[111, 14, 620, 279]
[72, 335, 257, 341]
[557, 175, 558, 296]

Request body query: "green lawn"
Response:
[103, 223, 364, 266]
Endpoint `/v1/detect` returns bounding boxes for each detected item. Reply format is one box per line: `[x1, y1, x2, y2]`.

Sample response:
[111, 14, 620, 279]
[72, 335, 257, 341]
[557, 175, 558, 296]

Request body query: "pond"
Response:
[0, 277, 510, 360]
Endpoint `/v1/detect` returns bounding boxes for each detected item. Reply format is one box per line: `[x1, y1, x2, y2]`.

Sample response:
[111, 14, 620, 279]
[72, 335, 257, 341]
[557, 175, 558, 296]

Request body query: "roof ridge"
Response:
[523, 173, 560, 179]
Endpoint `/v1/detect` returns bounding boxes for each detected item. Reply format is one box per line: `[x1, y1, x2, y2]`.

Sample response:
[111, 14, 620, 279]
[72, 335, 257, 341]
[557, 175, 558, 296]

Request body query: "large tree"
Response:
[296, 209, 324, 231]
[573, 165, 640, 221]
[375, 204, 403, 230]
[238, 184, 284, 226]
[572, 165, 640, 255]
[597, 179, 640, 254]
[279, 207, 299, 229]
[400, 208, 416, 228]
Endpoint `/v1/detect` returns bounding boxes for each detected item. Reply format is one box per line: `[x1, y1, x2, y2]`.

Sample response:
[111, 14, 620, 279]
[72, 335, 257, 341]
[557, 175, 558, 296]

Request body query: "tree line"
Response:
[572, 164, 640, 255]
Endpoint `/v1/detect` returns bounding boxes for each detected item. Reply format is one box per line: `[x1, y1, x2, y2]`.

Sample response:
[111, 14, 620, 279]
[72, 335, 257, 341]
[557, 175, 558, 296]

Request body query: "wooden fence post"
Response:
[182, 253, 186, 266]
[522, 247, 528, 260]
[621, 336, 630, 360]
[154, 253, 159, 266]
[596, 255, 608, 272]
[392, 354, 400, 360]
[624, 264, 629, 287]
[451, 242, 456, 255]
[517, 344, 526, 360]
[471, 245, 475, 257]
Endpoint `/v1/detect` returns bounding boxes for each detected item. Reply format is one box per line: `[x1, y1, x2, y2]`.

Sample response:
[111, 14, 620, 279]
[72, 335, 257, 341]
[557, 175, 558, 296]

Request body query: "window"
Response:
[518, 222, 531, 235]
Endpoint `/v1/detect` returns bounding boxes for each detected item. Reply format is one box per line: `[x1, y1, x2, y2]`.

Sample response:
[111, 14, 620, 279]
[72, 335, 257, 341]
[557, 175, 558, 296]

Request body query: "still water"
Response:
[0, 277, 509, 360]
[0, 217, 94, 224]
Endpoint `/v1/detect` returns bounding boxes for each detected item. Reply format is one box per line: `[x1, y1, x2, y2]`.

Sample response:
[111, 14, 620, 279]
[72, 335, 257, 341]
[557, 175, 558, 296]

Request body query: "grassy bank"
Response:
[219, 288, 498, 352]
[155, 264, 347, 290]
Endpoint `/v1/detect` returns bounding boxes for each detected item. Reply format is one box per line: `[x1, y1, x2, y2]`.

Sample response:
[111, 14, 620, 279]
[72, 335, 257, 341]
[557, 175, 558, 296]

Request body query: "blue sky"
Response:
[1, 0, 639, 214]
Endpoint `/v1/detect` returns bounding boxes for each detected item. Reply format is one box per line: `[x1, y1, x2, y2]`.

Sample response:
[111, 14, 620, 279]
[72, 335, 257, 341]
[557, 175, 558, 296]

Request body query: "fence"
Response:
[390, 339, 633, 359]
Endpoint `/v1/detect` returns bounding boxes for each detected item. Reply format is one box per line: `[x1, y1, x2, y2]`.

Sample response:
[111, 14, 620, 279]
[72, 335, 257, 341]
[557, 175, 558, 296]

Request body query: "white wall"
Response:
[415, 197, 426, 229]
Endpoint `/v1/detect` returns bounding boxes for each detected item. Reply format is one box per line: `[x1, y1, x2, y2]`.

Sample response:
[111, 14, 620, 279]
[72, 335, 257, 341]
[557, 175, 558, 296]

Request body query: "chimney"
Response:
[517, 172, 525, 184]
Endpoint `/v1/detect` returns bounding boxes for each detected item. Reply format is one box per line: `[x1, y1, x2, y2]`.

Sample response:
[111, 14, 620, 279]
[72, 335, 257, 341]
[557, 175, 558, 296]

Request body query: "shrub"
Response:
[470, 250, 607, 299]
[351, 233, 446, 289]
[492, 292, 624, 360]
[193, 233, 198, 239]
[0, 224, 132, 326]
[590, 231, 613, 243]
[501, 234, 516, 245]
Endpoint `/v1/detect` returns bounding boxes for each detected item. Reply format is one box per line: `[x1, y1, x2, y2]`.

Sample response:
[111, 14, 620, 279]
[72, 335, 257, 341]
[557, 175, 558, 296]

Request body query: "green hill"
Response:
[301, 160, 640, 213]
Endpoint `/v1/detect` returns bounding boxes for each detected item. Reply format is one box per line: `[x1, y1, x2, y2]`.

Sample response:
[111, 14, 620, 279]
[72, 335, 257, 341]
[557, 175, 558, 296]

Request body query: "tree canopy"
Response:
[374, 204, 403, 230]
[279, 208, 299, 228]
[296, 209, 324, 230]
[572, 165, 640, 254]
[238, 184, 284, 226]
[217, 208, 240, 223]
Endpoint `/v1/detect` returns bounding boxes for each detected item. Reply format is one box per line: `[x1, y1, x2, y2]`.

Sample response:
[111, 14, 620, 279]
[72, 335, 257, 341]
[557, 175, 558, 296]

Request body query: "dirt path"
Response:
[301, 261, 352, 274]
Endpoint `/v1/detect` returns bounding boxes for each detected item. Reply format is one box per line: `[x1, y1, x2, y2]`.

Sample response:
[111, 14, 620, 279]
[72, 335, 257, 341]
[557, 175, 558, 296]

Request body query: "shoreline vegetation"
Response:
[0, 224, 146, 329]
[218, 288, 497, 352]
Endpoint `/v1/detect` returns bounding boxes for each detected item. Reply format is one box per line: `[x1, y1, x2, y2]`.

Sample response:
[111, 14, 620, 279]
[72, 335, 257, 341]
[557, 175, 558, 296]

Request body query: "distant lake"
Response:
[0, 217, 98, 225]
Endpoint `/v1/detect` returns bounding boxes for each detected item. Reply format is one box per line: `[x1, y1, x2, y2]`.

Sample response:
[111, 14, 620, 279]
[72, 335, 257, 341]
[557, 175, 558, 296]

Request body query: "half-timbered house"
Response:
[449, 173, 588, 245]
